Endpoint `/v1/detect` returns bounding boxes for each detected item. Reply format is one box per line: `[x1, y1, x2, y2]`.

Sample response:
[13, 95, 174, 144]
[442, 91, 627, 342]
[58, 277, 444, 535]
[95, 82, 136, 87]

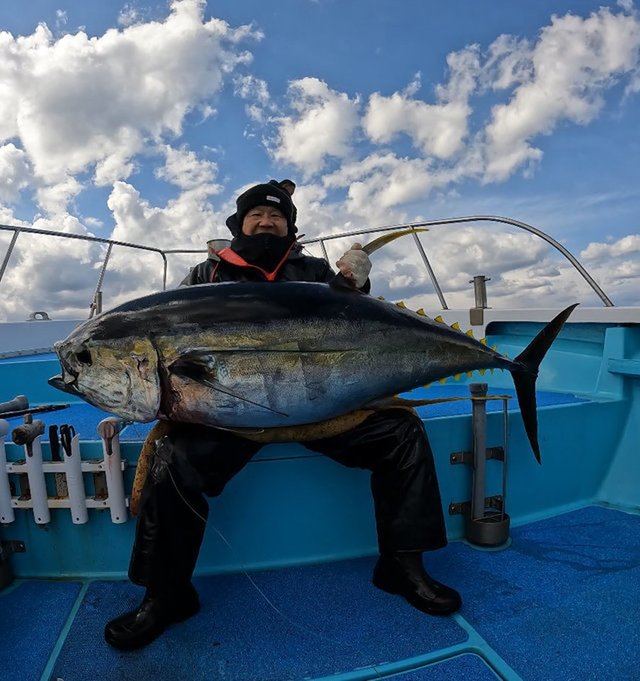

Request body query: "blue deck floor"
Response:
[2, 505, 638, 681]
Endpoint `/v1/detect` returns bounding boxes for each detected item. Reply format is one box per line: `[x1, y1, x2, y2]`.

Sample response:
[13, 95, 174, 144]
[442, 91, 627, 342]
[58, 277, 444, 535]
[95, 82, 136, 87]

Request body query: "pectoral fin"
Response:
[169, 352, 289, 417]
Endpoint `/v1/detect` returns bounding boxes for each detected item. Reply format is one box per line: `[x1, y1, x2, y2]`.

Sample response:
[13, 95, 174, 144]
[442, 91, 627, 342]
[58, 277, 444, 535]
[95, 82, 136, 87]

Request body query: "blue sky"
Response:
[0, 0, 638, 319]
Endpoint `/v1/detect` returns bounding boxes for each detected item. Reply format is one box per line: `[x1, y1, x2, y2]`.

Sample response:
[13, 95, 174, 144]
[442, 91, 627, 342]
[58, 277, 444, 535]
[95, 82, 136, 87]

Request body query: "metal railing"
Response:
[0, 216, 614, 317]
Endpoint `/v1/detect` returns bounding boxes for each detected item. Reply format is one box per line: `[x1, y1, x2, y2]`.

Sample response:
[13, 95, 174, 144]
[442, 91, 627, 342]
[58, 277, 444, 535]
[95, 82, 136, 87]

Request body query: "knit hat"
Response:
[237, 182, 294, 228]
[226, 181, 297, 236]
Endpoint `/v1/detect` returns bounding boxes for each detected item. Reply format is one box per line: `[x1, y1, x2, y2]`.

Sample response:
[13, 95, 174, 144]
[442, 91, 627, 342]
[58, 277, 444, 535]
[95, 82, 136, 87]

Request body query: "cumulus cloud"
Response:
[0, 0, 263, 318]
[269, 78, 361, 176]
[482, 7, 640, 181]
[155, 145, 221, 196]
[0, 144, 32, 203]
[364, 48, 480, 158]
[1, 2, 640, 319]
[0, 0, 260, 197]
[581, 233, 640, 260]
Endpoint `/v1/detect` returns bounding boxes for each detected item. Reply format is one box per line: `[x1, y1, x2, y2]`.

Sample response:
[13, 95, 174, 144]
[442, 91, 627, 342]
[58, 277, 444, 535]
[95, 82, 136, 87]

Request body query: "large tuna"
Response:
[49, 275, 577, 463]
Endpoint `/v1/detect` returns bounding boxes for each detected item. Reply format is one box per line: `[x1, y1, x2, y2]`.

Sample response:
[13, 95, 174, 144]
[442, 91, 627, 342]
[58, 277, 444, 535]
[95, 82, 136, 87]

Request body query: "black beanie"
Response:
[237, 183, 294, 228]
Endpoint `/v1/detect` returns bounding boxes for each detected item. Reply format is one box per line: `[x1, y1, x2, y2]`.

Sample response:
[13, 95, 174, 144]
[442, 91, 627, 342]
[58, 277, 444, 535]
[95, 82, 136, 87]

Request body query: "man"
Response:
[104, 180, 461, 651]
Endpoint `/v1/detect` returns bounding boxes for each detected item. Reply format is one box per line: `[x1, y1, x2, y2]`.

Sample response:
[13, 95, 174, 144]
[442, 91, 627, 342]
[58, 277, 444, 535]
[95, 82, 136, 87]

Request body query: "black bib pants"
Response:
[129, 409, 448, 592]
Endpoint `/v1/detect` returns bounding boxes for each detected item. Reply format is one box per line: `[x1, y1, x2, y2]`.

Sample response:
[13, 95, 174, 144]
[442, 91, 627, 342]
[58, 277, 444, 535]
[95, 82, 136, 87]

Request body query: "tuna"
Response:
[49, 276, 577, 463]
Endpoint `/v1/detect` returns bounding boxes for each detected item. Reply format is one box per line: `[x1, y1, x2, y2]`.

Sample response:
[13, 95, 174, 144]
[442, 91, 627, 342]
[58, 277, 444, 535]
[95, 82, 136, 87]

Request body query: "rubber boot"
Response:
[372, 551, 461, 616]
[104, 583, 200, 651]
[105, 436, 206, 650]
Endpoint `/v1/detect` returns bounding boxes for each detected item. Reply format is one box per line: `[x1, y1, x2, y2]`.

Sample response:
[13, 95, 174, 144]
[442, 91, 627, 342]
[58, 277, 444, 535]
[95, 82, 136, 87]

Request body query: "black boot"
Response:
[372, 552, 461, 616]
[104, 583, 200, 650]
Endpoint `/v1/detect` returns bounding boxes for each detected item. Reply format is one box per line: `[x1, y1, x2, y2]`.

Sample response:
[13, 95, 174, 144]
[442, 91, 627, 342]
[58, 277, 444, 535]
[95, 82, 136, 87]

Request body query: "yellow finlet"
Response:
[396, 301, 407, 308]
[438, 377, 447, 384]
[466, 371, 473, 378]
[479, 368, 486, 376]
[466, 329, 474, 337]
[453, 373, 461, 381]
[434, 315, 444, 324]
[451, 322, 461, 331]
[480, 337, 488, 345]
[416, 308, 427, 316]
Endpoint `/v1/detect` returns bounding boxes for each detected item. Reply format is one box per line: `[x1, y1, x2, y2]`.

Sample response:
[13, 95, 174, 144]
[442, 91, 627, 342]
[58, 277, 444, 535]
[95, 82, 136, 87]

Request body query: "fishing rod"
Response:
[0, 403, 70, 420]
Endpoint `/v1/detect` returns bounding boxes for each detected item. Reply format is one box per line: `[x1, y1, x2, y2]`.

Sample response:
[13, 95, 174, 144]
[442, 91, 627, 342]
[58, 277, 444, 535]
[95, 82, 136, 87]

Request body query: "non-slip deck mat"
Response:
[390, 654, 500, 679]
[447, 506, 640, 681]
[52, 556, 467, 681]
[0, 579, 82, 681]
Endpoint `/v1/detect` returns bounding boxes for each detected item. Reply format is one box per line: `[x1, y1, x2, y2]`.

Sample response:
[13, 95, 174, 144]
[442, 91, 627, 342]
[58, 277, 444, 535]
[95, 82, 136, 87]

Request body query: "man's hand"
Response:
[336, 243, 372, 288]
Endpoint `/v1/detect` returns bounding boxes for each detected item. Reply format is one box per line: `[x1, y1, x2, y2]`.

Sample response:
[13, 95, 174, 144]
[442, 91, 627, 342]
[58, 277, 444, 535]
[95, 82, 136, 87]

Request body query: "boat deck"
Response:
[3, 504, 638, 681]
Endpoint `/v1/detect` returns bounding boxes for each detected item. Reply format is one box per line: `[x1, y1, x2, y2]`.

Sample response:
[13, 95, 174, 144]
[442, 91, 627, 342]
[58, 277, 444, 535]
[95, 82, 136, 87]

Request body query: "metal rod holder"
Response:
[470, 275, 490, 309]
[450, 384, 510, 547]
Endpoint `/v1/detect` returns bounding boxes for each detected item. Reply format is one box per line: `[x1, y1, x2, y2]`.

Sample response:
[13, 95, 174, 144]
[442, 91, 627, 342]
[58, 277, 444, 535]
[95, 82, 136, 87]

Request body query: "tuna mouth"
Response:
[48, 373, 83, 396]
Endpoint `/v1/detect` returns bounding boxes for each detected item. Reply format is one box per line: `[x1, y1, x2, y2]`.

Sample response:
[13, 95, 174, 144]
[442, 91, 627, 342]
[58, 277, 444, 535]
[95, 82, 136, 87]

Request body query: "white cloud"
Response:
[35, 175, 83, 215]
[0, 144, 32, 203]
[364, 47, 480, 159]
[233, 74, 274, 122]
[482, 7, 640, 181]
[107, 179, 226, 253]
[55, 10, 68, 29]
[580, 233, 640, 260]
[234, 74, 271, 105]
[269, 78, 361, 176]
[0, 213, 102, 320]
[0, 0, 260, 203]
[118, 5, 141, 27]
[155, 145, 221, 196]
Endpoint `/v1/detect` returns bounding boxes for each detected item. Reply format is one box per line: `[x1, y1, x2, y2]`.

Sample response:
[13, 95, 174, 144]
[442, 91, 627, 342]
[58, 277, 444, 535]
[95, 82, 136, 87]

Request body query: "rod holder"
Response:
[97, 418, 128, 524]
[64, 433, 88, 524]
[450, 384, 510, 547]
[0, 420, 14, 524]
[470, 275, 491, 309]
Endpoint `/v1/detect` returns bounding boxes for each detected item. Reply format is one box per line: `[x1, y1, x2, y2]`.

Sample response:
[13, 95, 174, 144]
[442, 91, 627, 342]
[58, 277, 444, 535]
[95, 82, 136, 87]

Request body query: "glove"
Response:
[336, 243, 372, 288]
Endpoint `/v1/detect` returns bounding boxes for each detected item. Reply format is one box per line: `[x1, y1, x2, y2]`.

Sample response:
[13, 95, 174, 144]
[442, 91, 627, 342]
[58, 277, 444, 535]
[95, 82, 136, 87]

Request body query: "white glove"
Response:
[336, 243, 372, 288]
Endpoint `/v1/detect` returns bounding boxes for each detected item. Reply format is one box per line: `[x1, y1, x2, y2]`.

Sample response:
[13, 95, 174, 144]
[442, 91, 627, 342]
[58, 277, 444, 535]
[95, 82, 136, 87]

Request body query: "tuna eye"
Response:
[75, 349, 92, 365]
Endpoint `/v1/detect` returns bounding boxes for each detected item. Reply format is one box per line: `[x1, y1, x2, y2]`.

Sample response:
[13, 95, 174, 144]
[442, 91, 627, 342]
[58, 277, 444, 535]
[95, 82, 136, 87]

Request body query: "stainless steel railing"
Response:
[0, 215, 614, 317]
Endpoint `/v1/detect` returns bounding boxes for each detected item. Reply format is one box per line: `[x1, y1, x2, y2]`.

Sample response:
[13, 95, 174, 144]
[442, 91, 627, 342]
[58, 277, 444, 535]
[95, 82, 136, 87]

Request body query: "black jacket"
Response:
[181, 242, 370, 292]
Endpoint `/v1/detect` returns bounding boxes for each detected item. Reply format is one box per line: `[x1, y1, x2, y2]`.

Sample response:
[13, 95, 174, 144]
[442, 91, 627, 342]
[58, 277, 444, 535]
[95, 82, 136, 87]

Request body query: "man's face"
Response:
[241, 205, 288, 237]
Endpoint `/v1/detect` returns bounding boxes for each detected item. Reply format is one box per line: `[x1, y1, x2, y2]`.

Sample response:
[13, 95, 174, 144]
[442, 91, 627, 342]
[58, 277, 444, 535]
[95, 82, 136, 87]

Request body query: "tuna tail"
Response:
[510, 303, 579, 464]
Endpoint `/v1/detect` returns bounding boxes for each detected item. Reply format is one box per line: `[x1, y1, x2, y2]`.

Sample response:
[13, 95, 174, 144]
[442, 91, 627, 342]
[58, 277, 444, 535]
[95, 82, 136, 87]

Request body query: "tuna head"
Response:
[49, 331, 161, 422]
